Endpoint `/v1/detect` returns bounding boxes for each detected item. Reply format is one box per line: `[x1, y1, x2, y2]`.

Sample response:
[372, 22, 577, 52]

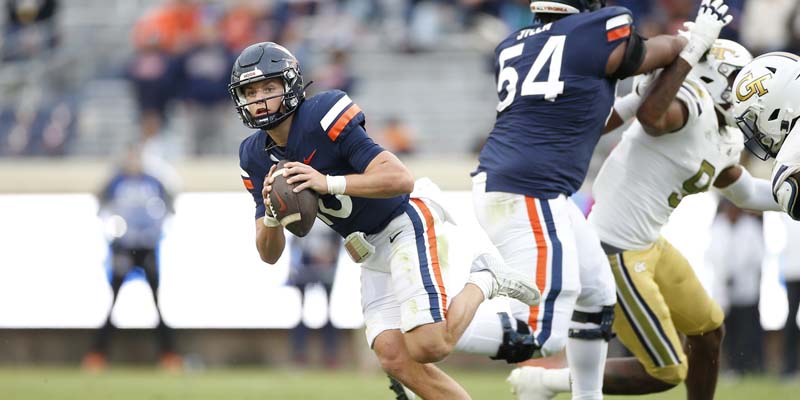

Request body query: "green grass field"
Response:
[2, 367, 799, 400]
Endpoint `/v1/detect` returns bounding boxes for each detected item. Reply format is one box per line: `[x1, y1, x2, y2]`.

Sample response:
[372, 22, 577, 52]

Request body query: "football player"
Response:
[232, 42, 541, 399]
[509, 37, 783, 400]
[731, 52, 800, 220]
[474, 0, 732, 399]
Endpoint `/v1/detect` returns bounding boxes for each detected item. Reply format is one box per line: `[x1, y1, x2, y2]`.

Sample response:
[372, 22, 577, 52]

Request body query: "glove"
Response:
[677, 21, 693, 41]
[679, 0, 732, 66]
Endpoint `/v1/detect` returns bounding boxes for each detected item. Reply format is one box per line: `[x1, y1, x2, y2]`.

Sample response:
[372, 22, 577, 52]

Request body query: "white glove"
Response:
[677, 21, 693, 41]
[679, 0, 732, 66]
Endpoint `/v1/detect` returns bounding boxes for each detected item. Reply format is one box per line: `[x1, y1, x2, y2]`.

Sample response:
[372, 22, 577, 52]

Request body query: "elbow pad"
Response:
[610, 32, 647, 80]
[775, 176, 800, 220]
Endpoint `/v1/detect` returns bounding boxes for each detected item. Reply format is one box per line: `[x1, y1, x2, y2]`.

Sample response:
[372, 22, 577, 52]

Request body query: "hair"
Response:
[533, 13, 566, 24]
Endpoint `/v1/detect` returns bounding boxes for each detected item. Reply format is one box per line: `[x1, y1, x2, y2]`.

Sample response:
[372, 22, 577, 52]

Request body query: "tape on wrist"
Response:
[326, 175, 347, 195]
[263, 215, 281, 228]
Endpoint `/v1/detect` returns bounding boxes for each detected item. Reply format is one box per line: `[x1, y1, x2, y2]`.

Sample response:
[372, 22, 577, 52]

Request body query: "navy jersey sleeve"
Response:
[338, 124, 385, 172]
[239, 136, 268, 219]
[314, 90, 383, 172]
[571, 6, 634, 78]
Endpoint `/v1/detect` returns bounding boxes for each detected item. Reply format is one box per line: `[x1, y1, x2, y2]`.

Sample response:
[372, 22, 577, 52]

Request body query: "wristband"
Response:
[326, 175, 347, 195]
[263, 215, 281, 228]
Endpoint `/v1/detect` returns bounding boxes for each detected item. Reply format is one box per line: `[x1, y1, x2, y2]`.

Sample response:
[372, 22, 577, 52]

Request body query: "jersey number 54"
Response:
[497, 35, 566, 111]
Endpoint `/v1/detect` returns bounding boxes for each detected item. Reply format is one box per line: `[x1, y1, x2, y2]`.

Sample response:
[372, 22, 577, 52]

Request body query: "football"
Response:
[268, 160, 319, 237]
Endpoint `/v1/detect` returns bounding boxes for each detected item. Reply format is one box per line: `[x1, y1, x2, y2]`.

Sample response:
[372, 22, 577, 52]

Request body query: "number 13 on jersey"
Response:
[496, 35, 566, 111]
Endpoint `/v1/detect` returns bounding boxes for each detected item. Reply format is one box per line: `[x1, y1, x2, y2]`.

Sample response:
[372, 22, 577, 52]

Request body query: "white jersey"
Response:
[772, 123, 800, 196]
[590, 78, 744, 250]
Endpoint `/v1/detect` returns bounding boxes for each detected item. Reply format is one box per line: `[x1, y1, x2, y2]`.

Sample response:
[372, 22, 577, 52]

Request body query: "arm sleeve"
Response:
[716, 167, 782, 212]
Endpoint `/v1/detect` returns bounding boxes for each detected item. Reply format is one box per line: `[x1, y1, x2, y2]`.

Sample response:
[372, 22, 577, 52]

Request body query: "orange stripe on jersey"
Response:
[607, 25, 631, 42]
[327, 104, 362, 141]
[525, 197, 548, 330]
[242, 178, 254, 190]
[411, 198, 447, 315]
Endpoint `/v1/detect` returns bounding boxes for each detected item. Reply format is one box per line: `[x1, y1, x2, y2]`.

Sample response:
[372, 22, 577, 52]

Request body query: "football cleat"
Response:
[508, 366, 557, 400]
[387, 375, 416, 400]
[492, 312, 541, 363]
[471, 252, 541, 307]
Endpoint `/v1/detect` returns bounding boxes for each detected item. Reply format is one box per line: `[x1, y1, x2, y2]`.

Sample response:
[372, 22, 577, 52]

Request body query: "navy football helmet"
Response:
[530, 0, 605, 14]
[229, 42, 306, 130]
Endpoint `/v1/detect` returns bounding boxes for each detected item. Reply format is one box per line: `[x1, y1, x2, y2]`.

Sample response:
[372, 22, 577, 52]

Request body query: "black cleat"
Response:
[491, 312, 541, 363]
[387, 375, 414, 399]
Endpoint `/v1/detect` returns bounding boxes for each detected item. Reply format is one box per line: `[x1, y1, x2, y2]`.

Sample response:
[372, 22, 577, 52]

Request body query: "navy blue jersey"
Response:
[476, 6, 634, 199]
[239, 90, 409, 237]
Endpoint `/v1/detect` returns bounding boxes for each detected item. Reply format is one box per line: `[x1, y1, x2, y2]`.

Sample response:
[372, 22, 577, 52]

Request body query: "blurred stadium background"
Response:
[2, 0, 800, 399]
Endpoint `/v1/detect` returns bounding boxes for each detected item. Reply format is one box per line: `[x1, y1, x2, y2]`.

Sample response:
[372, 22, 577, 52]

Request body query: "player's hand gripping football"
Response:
[680, 0, 733, 66]
[262, 164, 278, 217]
[283, 161, 329, 194]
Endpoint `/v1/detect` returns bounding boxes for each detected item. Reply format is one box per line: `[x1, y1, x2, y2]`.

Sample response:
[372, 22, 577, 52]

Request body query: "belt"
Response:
[600, 241, 626, 255]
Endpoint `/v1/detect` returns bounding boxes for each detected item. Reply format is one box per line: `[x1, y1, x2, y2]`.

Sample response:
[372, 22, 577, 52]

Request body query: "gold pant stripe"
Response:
[612, 253, 681, 367]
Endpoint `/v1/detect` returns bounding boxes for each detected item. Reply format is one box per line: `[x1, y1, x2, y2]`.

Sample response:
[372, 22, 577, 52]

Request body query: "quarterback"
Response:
[232, 42, 541, 399]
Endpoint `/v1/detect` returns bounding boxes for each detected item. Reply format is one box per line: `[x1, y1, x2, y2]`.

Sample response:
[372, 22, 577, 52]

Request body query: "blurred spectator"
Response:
[0, 98, 75, 156]
[219, 0, 274, 53]
[740, 0, 796, 54]
[2, 0, 59, 61]
[287, 224, 342, 368]
[131, 0, 200, 55]
[314, 48, 356, 93]
[82, 143, 179, 372]
[708, 199, 765, 376]
[126, 38, 181, 142]
[378, 116, 415, 156]
[780, 215, 800, 378]
[175, 12, 236, 155]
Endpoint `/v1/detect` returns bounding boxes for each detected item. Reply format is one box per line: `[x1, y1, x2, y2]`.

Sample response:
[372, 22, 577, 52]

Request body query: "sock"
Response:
[453, 304, 509, 356]
[566, 321, 608, 400]
[542, 368, 572, 393]
[467, 270, 494, 301]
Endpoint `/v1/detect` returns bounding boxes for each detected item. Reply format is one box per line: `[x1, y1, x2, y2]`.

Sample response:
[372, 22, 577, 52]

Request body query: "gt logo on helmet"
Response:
[708, 46, 734, 60]
[735, 72, 771, 102]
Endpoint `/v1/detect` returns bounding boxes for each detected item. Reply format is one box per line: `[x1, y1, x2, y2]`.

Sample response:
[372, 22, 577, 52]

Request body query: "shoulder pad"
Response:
[676, 79, 709, 119]
[580, 6, 632, 27]
[570, 6, 633, 43]
[314, 90, 364, 141]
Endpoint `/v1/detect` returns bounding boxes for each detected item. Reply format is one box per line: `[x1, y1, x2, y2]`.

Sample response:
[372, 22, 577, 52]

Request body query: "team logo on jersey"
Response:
[303, 149, 317, 164]
[735, 72, 771, 102]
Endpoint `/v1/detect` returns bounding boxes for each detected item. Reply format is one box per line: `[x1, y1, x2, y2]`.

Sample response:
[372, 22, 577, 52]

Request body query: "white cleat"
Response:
[508, 366, 557, 400]
[472, 253, 541, 307]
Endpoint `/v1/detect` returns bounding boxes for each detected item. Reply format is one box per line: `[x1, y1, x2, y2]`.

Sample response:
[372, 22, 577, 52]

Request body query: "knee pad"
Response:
[568, 306, 616, 341]
[490, 312, 541, 363]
